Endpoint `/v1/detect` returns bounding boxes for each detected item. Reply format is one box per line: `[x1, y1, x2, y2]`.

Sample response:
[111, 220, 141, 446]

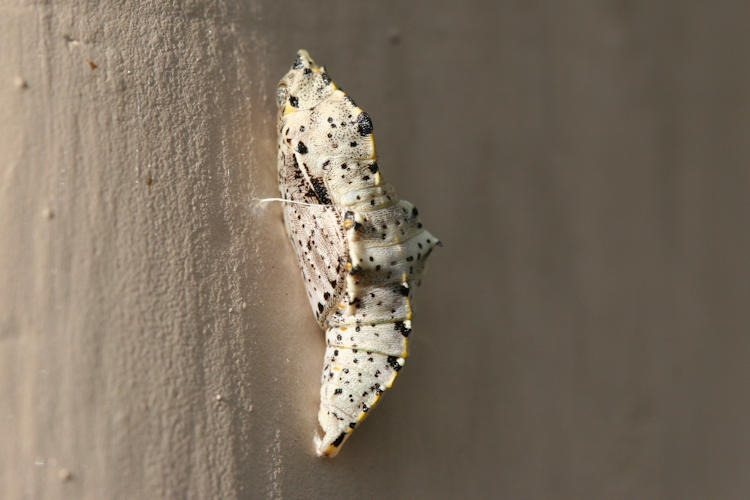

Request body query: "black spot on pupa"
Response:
[329, 280, 337, 288]
[349, 422, 356, 429]
[321, 72, 331, 85]
[398, 285, 409, 296]
[350, 141, 358, 147]
[387, 356, 403, 371]
[334, 388, 342, 394]
[310, 178, 331, 204]
[332, 433, 346, 447]
[317, 302, 325, 313]
[289, 95, 299, 107]
[323, 292, 331, 300]
[412, 207, 419, 216]
[395, 321, 411, 337]
[292, 53, 304, 69]
[303, 67, 312, 75]
[367, 162, 379, 174]
[296, 141, 308, 154]
[356, 112, 373, 136]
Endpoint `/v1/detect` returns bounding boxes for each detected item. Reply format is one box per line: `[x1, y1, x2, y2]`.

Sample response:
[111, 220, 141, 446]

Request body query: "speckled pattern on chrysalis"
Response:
[276, 50, 439, 457]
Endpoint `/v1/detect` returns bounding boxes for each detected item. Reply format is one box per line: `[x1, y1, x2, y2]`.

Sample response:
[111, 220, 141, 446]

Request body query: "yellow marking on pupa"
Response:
[402, 275, 413, 320]
[385, 372, 399, 389]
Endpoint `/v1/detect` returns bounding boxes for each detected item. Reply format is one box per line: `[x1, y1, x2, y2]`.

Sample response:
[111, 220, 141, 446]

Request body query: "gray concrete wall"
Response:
[1, 1, 749, 498]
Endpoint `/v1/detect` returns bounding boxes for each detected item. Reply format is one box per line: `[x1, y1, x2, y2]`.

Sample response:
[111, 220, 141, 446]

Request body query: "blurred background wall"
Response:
[1, 1, 748, 498]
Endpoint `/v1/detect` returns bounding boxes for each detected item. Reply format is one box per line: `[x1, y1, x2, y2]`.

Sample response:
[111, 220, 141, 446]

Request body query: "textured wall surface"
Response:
[1, 1, 749, 499]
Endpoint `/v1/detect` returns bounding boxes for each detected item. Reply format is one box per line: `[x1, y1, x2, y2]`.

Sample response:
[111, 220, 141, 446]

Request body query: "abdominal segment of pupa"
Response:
[276, 50, 439, 457]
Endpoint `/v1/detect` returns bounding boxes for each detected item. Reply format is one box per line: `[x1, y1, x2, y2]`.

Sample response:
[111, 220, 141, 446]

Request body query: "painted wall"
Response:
[1, 1, 749, 498]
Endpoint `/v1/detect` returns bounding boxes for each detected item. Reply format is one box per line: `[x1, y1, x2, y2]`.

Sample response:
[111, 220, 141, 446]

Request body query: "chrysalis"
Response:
[276, 50, 439, 457]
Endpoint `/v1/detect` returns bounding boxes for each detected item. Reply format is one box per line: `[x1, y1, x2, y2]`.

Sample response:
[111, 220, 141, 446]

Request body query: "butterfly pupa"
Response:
[276, 50, 439, 457]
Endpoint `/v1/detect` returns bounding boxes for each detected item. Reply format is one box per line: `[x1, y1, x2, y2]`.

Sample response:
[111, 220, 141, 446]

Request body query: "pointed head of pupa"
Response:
[277, 49, 337, 114]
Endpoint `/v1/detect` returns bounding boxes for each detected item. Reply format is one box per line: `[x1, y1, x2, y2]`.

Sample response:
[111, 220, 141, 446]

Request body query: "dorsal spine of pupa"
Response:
[276, 50, 439, 457]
